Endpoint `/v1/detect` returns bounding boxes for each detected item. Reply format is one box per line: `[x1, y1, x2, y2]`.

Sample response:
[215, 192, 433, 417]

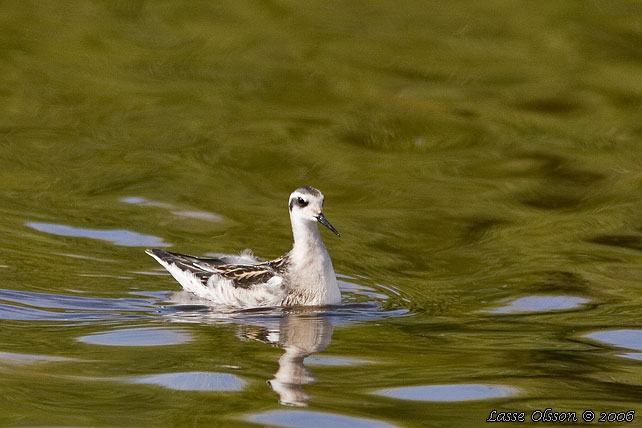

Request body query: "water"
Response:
[1, 0, 642, 426]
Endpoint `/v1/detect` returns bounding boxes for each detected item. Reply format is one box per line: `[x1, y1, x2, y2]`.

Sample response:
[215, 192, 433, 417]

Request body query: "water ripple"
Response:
[0, 351, 72, 364]
[585, 329, 642, 352]
[78, 327, 191, 346]
[0, 302, 111, 321]
[26, 222, 170, 247]
[375, 384, 518, 402]
[247, 410, 398, 428]
[130, 372, 245, 391]
[121, 196, 222, 222]
[491, 295, 591, 314]
[0, 288, 154, 312]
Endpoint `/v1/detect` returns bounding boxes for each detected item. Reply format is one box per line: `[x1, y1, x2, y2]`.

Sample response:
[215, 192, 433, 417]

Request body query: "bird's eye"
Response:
[297, 197, 307, 207]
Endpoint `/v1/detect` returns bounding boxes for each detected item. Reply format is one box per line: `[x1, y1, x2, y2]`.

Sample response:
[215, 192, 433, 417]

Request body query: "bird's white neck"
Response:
[288, 216, 341, 305]
[291, 217, 326, 257]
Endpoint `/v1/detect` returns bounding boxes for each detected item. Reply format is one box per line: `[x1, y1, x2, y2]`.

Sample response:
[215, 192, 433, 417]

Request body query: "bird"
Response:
[146, 186, 341, 308]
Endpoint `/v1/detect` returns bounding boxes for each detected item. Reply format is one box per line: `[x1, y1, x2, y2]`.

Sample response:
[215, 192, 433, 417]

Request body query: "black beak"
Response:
[317, 213, 340, 236]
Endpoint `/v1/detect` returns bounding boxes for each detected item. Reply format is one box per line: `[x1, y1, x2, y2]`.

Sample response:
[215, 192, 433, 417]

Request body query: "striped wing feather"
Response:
[219, 255, 289, 288]
[148, 249, 288, 289]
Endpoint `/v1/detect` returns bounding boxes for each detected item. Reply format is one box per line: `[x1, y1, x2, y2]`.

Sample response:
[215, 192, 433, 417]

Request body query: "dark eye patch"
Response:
[289, 195, 308, 211]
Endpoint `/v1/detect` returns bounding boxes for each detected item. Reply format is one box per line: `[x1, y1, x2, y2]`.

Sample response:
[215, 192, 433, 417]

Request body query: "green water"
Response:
[2, 0, 642, 426]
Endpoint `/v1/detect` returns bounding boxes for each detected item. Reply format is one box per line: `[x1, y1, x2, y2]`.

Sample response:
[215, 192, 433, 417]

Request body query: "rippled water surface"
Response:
[2, 1, 642, 426]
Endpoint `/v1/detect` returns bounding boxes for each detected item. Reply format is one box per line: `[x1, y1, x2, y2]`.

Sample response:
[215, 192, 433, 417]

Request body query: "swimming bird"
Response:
[146, 186, 341, 308]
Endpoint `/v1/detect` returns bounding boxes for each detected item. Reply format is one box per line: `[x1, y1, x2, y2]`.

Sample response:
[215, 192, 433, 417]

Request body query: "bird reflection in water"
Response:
[164, 294, 390, 406]
[238, 311, 334, 406]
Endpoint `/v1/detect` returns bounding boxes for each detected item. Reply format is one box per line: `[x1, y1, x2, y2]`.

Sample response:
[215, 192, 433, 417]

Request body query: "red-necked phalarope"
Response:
[146, 186, 341, 308]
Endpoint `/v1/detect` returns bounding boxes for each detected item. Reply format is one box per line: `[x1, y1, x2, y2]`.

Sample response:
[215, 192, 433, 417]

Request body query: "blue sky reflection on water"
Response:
[26, 222, 170, 247]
